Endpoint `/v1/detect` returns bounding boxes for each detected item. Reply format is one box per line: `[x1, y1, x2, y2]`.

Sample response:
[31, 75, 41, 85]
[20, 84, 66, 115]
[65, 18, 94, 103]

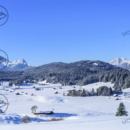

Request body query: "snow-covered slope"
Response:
[109, 58, 130, 70]
[0, 59, 34, 71]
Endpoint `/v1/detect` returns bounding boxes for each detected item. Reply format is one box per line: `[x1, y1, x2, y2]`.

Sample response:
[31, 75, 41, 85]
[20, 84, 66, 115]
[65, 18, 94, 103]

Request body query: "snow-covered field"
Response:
[0, 81, 130, 130]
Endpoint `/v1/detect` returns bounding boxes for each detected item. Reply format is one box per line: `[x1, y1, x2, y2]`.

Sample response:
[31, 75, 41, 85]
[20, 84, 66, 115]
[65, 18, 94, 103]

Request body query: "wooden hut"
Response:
[34, 111, 54, 115]
[35, 88, 40, 91]
[15, 92, 19, 95]
[115, 97, 119, 100]
[54, 91, 58, 94]
[113, 94, 118, 97]
[57, 87, 62, 89]
[123, 93, 126, 96]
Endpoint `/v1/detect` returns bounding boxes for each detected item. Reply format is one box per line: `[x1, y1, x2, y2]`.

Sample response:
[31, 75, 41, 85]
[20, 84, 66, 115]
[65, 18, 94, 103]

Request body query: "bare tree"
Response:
[31, 105, 38, 113]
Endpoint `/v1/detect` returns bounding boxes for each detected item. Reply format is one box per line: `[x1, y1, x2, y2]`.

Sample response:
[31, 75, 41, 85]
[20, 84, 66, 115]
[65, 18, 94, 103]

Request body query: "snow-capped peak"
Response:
[109, 58, 130, 70]
[110, 58, 130, 65]
[0, 59, 33, 71]
[15, 59, 27, 65]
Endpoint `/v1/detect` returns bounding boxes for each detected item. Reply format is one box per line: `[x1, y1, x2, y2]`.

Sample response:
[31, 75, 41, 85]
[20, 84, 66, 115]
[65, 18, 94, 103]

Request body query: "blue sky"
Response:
[0, 0, 130, 66]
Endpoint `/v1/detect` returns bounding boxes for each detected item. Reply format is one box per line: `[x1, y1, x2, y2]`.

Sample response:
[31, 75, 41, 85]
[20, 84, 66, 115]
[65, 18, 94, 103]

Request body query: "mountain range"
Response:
[1, 57, 130, 71]
[0, 59, 33, 71]
[109, 58, 130, 70]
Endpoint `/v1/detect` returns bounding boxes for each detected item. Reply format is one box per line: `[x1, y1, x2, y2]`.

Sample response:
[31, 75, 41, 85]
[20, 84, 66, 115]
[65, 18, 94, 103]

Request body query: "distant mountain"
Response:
[109, 58, 130, 70]
[0, 59, 34, 71]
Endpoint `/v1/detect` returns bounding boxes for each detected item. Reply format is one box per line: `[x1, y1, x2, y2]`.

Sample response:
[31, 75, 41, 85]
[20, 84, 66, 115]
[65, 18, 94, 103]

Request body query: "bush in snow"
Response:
[22, 115, 31, 123]
[116, 102, 128, 116]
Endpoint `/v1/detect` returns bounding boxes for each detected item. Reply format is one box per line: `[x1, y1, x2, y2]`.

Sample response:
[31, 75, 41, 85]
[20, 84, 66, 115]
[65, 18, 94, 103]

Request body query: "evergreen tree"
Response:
[63, 92, 65, 96]
[81, 89, 86, 97]
[90, 88, 95, 96]
[116, 102, 128, 116]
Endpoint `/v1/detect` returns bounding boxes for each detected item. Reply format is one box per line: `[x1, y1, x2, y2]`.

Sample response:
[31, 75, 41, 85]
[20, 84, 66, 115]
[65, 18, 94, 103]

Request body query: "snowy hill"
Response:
[109, 58, 130, 70]
[0, 59, 34, 71]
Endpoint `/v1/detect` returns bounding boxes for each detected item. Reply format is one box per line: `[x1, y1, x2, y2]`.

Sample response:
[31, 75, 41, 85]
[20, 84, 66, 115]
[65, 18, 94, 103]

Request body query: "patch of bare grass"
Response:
[46, 118, 63, 122]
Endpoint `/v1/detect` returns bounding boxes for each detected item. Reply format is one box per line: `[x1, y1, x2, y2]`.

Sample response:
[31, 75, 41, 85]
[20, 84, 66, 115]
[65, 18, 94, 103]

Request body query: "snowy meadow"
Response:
[0, 81, 130, 130]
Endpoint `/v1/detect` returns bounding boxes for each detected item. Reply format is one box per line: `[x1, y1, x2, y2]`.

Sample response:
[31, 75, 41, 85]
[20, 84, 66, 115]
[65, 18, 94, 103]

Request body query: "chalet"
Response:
[113, 94, 118, 97]
[115, 97, 119, 100]
[123, 93, 126, 96]
[35, 88, 41, 91]
[54, 91, 58, 94]
[15, 92, 19, 95]
[57, 87, 62, 89]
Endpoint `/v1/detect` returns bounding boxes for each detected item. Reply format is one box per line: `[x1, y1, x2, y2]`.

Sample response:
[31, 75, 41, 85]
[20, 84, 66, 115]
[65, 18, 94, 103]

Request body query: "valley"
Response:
[0, 81, 130, 129]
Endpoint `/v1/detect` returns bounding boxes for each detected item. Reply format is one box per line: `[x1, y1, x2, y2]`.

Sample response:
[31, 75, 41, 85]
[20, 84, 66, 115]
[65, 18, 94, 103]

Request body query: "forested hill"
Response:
[1, 60, 130, 91]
